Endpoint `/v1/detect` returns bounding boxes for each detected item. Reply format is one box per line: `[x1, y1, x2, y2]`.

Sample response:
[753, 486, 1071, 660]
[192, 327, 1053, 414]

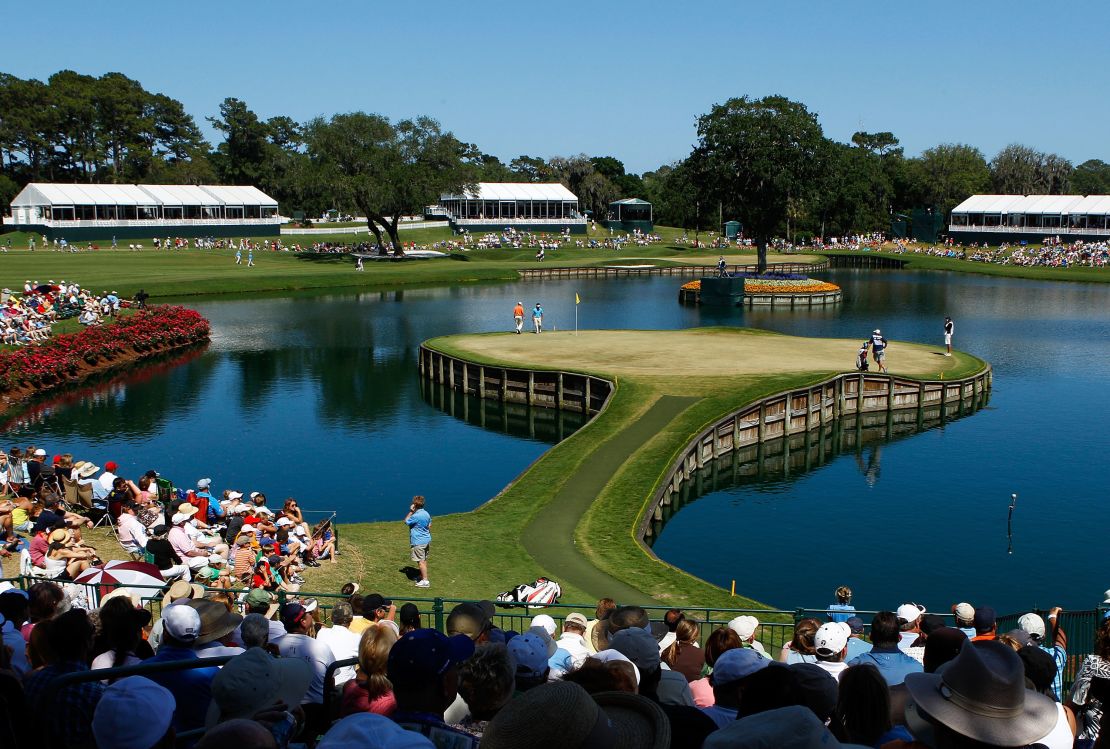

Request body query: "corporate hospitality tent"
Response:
[8, 183, 280, 239]
[438, 182, 581, 222]
[949, 194, 1110, 237]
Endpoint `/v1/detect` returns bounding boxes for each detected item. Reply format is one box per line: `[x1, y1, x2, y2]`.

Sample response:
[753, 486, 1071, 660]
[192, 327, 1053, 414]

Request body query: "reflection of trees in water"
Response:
[418, 379, 588, 445]
[645, 393, 989, 546]
[1, 345, 217, 441]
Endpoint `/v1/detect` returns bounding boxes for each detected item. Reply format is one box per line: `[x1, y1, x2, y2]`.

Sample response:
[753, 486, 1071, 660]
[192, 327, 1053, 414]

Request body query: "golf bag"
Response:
[495, 577, 562, 608]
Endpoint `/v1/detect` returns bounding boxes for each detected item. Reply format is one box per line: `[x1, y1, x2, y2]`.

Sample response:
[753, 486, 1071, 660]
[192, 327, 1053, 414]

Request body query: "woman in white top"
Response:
[90, 595, 152, 681]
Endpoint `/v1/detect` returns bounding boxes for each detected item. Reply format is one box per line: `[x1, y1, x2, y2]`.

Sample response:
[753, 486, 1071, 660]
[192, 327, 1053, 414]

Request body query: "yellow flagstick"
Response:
[574, 292, 580, 335]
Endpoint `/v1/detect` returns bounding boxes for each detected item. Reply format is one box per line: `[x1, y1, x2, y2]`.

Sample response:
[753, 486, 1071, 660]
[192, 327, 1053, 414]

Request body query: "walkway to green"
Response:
[521, 395, 697, 602]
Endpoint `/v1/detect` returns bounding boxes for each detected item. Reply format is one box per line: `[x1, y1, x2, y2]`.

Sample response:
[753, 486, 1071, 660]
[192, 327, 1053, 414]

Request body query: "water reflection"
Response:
[419, 379, 588, 444]
[644, 392, 989, 545]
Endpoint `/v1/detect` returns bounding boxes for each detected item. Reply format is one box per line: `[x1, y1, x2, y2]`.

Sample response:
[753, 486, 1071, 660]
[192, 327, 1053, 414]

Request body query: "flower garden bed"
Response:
[0, 306, 210, 404]
[679, 275, 842, 306]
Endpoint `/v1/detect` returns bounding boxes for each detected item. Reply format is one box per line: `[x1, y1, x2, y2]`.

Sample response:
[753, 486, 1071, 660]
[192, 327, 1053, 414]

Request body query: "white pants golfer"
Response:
[533, 315, 542, 333]
[515, 315, 524, 333]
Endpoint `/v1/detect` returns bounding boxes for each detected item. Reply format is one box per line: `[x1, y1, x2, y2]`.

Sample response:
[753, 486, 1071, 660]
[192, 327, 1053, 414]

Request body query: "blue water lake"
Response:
[3, 269, 1108, 613]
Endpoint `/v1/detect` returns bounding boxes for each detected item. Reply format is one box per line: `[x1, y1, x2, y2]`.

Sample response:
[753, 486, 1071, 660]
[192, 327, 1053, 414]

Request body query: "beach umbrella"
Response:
[73, 560, 166, 602]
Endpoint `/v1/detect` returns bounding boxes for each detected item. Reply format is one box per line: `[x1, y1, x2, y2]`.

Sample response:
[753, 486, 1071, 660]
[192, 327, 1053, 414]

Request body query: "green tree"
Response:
[508, 155, 549, 182]
[473, 153, 515, 182]
[911, 143, 991, 215]
[1071, 159, 1110, 195]
[990, 144, 1072, 195]
[693, 95, 826, 271]
[208, 98, 273, 185]
[93, 72, 152, 182]
[305, 112, 476, 254]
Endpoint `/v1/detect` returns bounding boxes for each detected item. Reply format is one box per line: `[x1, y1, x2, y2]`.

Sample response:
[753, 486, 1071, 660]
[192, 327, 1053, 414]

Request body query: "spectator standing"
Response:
[953, 602, 977, 638]
[828, 585, 856, 623]
[404, 496, 432, 588]
[972, 606, 998, 642]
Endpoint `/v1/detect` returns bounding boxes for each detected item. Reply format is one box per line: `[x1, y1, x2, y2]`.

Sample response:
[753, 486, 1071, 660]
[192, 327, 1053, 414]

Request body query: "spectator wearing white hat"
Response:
[813, 622, 852, 681]
[169, 505, 216, 572]
[1019, 607, 1067, 700]
[952, 602, 977, 638]
[146, 603, 220, 735]
[92, 676, 176, 749]
[551, 613, 591, 676]
[728, 615, 770, 659]
[896, 602, 925, 651]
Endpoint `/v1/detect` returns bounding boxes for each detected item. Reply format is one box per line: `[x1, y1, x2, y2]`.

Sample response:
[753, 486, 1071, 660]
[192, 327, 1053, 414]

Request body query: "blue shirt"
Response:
[1042, 643, 1066, 701]
[532, 306, 543, 319]
[145, 646, 219, 733]
[847, 646, 923, 686]
[406, 509, 431, 546]
[845, 636, 872, 661]
[827, 603, 856, 623]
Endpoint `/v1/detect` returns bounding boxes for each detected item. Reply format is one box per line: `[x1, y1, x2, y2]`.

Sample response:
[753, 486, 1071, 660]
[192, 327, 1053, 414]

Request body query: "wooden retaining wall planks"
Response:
[516, 261, 828, 280]
[637, 367, 992, 544]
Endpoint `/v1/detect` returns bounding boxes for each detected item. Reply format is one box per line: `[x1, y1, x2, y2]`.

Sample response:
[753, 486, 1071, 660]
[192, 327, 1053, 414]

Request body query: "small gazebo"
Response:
[605, 198, 653, 232]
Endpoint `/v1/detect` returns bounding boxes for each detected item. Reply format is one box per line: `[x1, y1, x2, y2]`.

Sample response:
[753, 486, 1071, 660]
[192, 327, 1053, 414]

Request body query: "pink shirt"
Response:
[168, 525, 198, 558]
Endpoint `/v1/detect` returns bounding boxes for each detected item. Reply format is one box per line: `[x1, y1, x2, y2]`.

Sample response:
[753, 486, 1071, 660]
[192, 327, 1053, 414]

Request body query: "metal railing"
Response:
[948, 223, 1110, 236]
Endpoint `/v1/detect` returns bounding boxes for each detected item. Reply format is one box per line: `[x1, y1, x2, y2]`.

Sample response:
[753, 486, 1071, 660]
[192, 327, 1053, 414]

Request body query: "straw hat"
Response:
[77, 462, 100, 478]
[175, 503, 199, 518]
[48, 528, 70, 544]
[161, 579, 205, 607]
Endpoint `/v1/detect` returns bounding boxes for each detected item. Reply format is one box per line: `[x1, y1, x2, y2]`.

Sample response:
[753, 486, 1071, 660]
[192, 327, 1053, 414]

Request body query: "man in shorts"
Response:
[944, 316, 954, 356]
[405, 495, 432, 588]
[870, 329, 888, 373]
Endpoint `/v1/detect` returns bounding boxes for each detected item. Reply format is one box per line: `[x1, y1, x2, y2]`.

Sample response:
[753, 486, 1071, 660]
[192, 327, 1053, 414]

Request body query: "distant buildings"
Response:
[949, 194, 1110, 242]
[434, 182, 585, 233]
[8, 183, 280, 240]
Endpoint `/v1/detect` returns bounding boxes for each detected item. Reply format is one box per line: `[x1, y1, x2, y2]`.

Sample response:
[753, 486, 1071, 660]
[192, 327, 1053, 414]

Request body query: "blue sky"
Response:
[8, 0, 1108, 174]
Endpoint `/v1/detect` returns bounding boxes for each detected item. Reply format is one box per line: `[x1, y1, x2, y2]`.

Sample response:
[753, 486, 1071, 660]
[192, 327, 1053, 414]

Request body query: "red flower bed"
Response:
[0, 306, 209, 392]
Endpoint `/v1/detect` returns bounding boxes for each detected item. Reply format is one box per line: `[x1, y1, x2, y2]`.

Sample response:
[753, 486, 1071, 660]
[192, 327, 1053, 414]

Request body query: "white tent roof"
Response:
[10, 182, 277, 207]
[441, 182, 578, 201]
[950, 195, 1025, 214]
[1004, 195, 1085, 215]
[1069, 195, 1110, 215]
[198, 185, 278, 206]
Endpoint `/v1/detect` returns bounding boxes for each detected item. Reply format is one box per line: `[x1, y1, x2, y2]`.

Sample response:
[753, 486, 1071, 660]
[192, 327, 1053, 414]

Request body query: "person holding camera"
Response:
[404, 496, 432, 588]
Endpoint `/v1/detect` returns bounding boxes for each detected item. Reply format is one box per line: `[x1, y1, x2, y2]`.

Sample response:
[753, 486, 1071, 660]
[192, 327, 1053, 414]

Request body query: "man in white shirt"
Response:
[551, 612, 591, 676]
[97, 461, 119, 493]
[315, 601, 361, 685]
[276, 601, 335, 737]
[813, 622, 851, 680]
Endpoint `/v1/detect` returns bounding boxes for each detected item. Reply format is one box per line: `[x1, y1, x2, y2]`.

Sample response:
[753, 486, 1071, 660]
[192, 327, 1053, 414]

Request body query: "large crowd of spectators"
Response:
[1, 280, 137, 346]
[3, 544, 1108, 749]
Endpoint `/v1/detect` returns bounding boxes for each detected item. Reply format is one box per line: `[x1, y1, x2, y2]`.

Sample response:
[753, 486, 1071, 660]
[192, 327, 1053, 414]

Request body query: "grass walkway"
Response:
[521, 394, 698, 601]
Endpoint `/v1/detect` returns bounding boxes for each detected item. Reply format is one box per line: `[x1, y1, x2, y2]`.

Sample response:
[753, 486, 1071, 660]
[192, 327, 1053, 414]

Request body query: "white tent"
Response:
[950, 194, 1110, 234]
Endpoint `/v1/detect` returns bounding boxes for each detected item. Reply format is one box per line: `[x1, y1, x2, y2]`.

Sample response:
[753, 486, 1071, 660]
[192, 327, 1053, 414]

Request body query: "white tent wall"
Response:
[949, 194, 1110, 238]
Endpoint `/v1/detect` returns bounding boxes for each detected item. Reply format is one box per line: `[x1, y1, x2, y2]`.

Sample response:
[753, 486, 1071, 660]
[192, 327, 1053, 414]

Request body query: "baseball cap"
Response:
[565, 612, 588, 629]
[814, 622, 851, 657]
[206, 647, 313, 728]
[92, 677, 175, 749]
[197, 478, 212, 489]
[244, 588, 273, 607]
[727, 615, 759, 640]
[280, 603, 308, 630]
[711, 648, 771, 687]
[1004, 629, 1035, 648]
[608, 628, 662, 673]
[319, 714, 435, 749]
[845, 616, 865, 635]
[227, 491, 243, 501]
[531, 614, 556, 636]
[954, 602, 975, 623]
[33, 448, 46, 457]
[1018, 613, 1046, 641]
[974, 605, 997, 632]
[446, 602, 491, 640]
[276, 517, 294, 526]
[364, 593, 392, 614]
[104, 461, 118, 471]
[387, 629, 475, 687]
[507, 632, 551, 679]
[162, 603, 202, 642]
[896, 603, 925, 624]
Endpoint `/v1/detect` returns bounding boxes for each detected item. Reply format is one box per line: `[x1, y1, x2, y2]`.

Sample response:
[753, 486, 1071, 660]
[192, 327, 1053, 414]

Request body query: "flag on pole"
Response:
[575, 292, 581, 305]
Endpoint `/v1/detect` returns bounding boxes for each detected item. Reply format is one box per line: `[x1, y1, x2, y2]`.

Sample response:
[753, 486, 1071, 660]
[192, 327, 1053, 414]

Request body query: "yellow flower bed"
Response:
[681, 278, 841, 293]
